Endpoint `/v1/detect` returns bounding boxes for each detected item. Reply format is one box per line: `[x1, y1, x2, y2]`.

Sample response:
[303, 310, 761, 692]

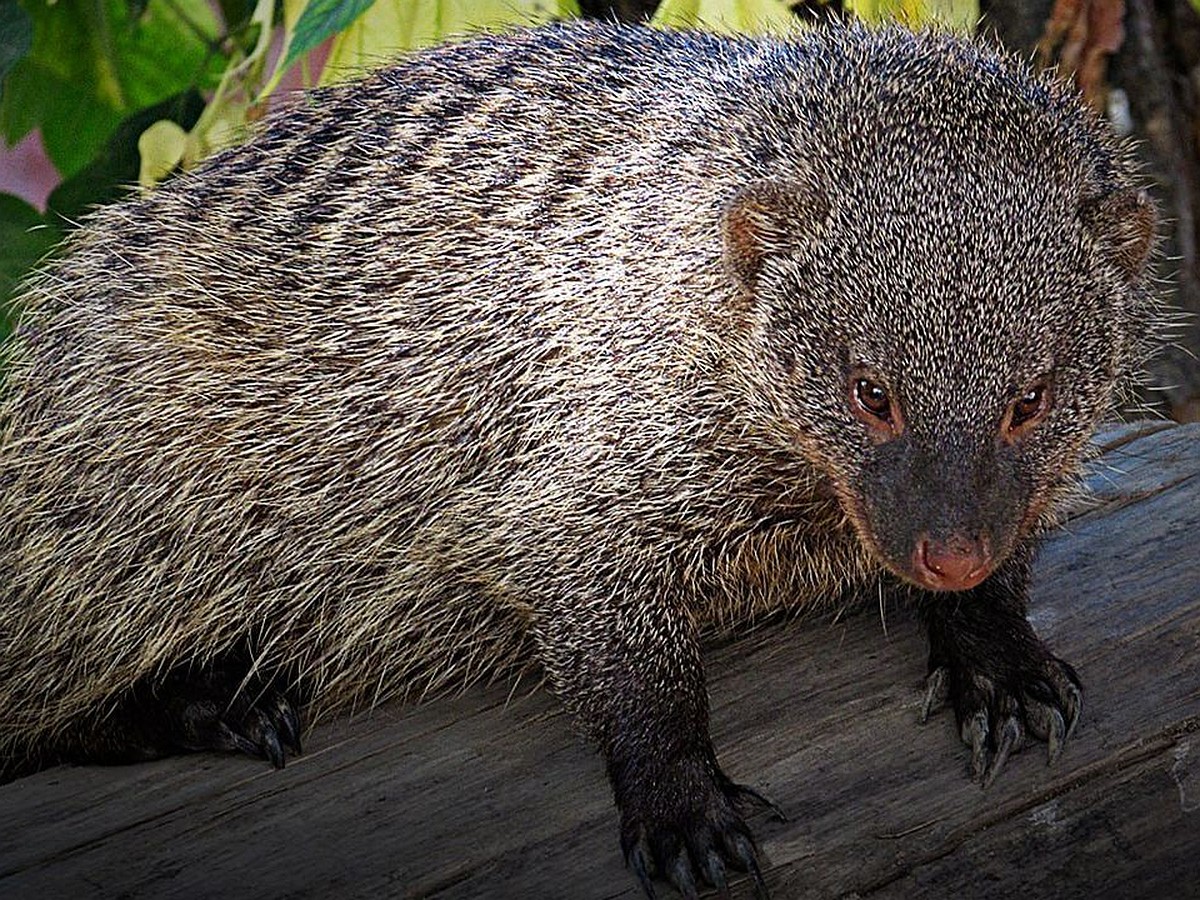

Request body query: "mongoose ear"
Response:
[1080, 187, 1156, 279]
[722, 177, 830, 291]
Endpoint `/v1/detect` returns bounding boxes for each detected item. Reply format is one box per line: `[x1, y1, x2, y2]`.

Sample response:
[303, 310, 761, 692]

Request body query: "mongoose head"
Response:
[722, 51, 1157, 591]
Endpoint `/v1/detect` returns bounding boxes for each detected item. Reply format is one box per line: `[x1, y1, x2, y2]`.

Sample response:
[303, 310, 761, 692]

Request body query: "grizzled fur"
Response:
[0, 22, 1159, 897]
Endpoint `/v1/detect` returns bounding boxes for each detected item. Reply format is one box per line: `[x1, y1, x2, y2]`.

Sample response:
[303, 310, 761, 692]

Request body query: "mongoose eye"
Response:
[849, 372, 904, 440]
[855, 378, 892, 421]
[1006, 380, 1053, 437]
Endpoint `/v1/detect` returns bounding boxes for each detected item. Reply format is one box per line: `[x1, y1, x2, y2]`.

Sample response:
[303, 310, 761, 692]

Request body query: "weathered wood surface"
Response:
[1, 422, 1197, 899]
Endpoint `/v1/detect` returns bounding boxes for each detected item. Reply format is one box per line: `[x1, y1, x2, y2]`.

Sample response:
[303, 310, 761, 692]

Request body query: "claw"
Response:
[1062, 682, 1083, 740]
[1025, 661, 1081, 765]
[629, 840, 657, 900]
[731, 781, 788, 823]
[928, 631, 1082, 791]
[1046, 708, 1067, 764]
[748, 857, 770, 900]
[722, 830, 755, 872]
[1043, 658, 1083, 739]
[239, 706, 287, 768]
[701, 849, 729, 892]
[963, 710, 989, 782]
[261, 724, 285, 769]
[667, 853, 700, 900]
[277, 701, 303, 754]
[215, 722, 261, 759]
[922, 666, 949, 723]
[723, 831, 769, 899]
[983, 715, 1022, 788]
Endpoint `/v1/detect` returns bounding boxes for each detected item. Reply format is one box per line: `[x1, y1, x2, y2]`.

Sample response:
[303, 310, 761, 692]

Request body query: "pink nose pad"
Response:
[913, 534, 992, 591]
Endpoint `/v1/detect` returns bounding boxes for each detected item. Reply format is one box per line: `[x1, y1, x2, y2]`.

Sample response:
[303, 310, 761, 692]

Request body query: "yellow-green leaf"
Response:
[183, 93, 250, 165]
[137, 118, 187, 188]
[845, 0, 978, 32]
[319, 0, 580, 86]
[650, 0, 796, 34]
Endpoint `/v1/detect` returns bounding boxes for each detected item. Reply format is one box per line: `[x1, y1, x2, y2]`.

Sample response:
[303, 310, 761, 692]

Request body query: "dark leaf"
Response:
[0, 192, 61, 341]
[46, 89, 205, 225]
[0, 0, 32, 93]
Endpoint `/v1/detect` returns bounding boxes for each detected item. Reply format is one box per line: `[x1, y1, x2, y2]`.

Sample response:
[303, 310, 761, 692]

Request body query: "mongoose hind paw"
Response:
[11, 658, 307, 778]
[156, 659, 305, 768]
[193, 690, 304, 768]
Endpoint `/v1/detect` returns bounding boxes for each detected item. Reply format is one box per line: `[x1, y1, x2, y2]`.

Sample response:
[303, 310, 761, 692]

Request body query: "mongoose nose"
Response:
[912, 534, 993, 592]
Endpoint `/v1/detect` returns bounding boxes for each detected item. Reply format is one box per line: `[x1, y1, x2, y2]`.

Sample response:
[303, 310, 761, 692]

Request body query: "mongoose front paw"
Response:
[617, 754, 779, 900]
[921, 652, 1081, 787]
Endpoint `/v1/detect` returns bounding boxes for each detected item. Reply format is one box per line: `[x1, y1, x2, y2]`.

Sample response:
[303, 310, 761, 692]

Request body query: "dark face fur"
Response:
[723, 139, 1154, 591]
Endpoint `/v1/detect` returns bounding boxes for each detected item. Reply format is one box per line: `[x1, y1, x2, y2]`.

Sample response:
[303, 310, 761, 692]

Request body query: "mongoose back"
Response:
[0, 21, 1159, 898]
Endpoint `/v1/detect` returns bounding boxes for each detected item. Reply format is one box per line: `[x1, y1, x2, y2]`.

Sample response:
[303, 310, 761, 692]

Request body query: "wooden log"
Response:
[1, 422, 1197, 899]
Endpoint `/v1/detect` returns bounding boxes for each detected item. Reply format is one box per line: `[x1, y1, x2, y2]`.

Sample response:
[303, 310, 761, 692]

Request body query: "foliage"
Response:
[651, 0, 794, 33]
[845, 0, 976, 31]
[0, 0, 223, 177]
[319, 0, 580, 86]
[0, 0, 222, 340]
[0, 0, 978, 349]
[0, 0, 31, 87]
[0, 192, 54, 343]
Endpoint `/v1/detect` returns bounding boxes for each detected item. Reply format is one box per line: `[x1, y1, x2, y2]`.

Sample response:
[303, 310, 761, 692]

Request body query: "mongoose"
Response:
[0, 21, 1159, 899]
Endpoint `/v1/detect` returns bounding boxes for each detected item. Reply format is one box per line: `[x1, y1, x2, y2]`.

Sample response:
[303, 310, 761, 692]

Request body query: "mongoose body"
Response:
[0, 22, 1158, 897]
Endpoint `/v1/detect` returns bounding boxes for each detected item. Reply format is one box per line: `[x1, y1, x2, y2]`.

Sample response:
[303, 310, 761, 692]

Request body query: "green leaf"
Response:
[0, 0, 32, 92]
[0, 192, 61, 343]
[0, 0, 224, 177]
[650, 0, 796, 33]
[319, 0, 580, 86]
[283, 0, 376, 72]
